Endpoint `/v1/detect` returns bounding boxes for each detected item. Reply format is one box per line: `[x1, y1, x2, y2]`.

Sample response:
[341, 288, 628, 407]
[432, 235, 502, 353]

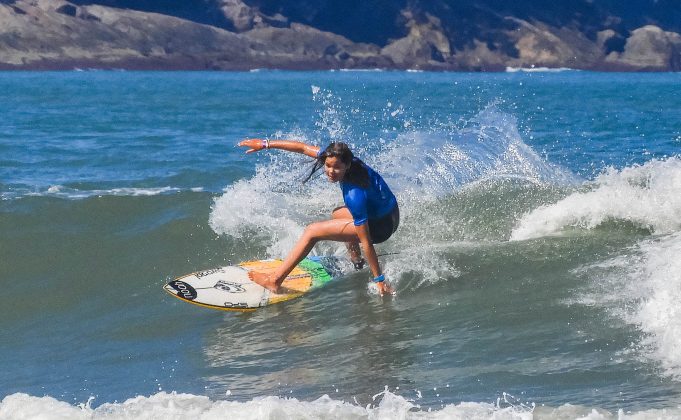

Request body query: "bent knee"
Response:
[303, 222, 325, 240]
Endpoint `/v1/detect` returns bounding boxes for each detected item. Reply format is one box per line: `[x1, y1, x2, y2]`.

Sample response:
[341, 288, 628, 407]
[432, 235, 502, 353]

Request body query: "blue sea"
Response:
[1, 70, 681, 419]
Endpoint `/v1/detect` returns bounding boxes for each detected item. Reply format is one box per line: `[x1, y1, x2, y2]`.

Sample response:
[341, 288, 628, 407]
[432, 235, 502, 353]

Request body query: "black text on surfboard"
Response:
[169, 281, 197, 301]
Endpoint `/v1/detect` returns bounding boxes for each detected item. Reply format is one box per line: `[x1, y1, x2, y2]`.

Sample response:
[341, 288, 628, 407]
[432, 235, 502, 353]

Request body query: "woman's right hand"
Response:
[377, 280, 394, 296]
[238, 138, 267, 154]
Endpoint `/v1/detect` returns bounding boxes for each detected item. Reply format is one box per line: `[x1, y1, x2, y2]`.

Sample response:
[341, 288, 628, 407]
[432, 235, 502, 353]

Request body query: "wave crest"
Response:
[511, 157, 681, 240]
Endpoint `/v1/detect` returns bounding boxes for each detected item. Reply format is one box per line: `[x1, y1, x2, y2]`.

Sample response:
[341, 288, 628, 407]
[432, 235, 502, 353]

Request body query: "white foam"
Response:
[511, 157, 681, 241]
[3, 390, 681, 420]
[338, 68, 385, 72]
[573, 231, 681, 380]
[505, 67, 577, 73]
[622, 233, 681, 378]
[0, 390, 525, 420]
[106, 187, 186, 197]
[24, 186, 200, 199]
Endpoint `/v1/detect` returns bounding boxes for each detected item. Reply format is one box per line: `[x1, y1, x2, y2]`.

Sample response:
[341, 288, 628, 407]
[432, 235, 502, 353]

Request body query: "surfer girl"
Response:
[238, 139, 399, 296]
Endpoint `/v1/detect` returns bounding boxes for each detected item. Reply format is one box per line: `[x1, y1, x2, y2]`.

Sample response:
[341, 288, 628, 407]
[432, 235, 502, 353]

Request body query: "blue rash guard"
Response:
[341, 158, 397, 226]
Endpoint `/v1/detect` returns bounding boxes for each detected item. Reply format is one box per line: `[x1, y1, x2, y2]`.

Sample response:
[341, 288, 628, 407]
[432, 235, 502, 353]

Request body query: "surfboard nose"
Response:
[166, 280, 197, 301]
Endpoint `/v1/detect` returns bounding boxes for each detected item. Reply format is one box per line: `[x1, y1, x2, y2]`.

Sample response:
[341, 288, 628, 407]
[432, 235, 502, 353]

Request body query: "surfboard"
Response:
[163, 256, 346, 312]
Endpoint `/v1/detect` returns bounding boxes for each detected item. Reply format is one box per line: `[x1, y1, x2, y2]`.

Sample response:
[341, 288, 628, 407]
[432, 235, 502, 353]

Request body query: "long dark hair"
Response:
[304, 142, 369, 188]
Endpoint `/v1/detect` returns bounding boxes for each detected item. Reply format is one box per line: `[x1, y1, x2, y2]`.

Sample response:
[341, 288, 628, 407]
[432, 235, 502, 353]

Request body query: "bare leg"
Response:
[249, 218, 359, 292]
[332, 207, 364, 268]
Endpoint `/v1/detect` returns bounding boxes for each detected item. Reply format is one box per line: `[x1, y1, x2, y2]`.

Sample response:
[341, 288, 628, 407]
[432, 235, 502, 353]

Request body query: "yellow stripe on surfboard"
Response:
[239, 259, 314, 305]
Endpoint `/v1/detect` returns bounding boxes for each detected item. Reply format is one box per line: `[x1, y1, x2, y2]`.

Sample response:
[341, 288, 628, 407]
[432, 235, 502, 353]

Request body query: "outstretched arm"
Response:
[238, 138, 320, 158]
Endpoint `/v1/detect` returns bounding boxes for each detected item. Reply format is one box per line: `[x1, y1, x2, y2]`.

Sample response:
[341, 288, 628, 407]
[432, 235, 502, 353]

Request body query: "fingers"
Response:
[376, 282, 394, 296]
[238, 138, 263, 154]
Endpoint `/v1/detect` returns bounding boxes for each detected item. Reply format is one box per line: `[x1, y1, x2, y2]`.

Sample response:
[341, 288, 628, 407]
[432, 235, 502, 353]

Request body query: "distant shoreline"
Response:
[1, 60, 678, 73]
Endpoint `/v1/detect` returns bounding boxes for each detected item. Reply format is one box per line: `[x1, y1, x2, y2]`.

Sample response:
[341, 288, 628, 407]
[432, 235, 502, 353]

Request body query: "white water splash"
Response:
[573, 231, 681, 380]
[632, 233, 681, 379]
[373, 106, 576, 203]
[382, 245, 462, 290]
[209, 162, 341, 258]
[211, 97, 574, 287]
[511, 157, 681, 241]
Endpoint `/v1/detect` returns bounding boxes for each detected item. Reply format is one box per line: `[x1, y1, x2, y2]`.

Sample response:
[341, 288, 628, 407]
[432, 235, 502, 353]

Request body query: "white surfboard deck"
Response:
[164, 256, 346, 311]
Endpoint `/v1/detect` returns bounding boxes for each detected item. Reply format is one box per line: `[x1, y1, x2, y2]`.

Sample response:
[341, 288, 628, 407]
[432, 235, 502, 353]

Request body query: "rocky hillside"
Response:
[1, 0, 680, 70]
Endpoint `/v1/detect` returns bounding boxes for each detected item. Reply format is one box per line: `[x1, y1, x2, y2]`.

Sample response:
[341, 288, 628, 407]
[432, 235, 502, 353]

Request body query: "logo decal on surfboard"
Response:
[214, 281, 246, 293]
[224, 302, 249, 309]
[168, 280, 197, 300]
[195, 268, 224, 278]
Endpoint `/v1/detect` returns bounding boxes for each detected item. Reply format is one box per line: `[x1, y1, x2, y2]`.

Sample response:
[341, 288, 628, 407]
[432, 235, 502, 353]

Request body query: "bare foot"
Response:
[248, 271, 280, 293]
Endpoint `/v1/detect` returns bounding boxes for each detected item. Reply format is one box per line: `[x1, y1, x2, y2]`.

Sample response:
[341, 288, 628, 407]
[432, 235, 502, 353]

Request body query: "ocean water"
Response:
[1, 70, 681, 419]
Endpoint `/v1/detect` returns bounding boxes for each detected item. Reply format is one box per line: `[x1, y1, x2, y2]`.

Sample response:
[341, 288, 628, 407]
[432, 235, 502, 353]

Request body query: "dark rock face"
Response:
[70, 0, 236, 30]
[2, 0, 681, 70]
[606, 25, 681, 70]
[250, 0, 408, 46]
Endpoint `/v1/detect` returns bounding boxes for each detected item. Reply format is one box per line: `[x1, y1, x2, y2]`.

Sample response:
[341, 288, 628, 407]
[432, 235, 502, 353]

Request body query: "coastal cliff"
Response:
[1, 0, 680, 70]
